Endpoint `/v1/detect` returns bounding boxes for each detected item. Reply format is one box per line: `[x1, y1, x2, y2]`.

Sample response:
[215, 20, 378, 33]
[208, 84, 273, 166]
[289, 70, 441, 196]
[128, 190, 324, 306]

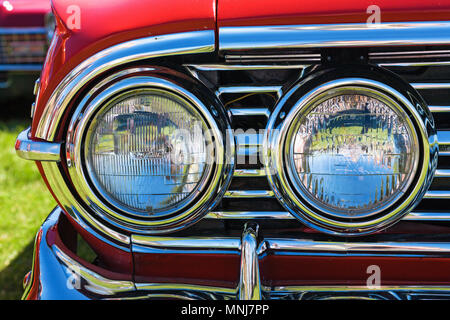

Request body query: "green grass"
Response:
[0, 120, 55, 299]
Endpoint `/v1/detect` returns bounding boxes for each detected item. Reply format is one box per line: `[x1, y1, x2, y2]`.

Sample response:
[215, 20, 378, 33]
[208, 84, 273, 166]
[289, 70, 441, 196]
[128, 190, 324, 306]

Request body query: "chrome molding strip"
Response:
[134, 283, 237, 298]
[380, 61, 450, 67]
[435, 169, 450, 178]
[260, 239, 450, 256]
[206, 210, 450, 221]
[36, 30, 215, 141]
[0, 27, 46, 34]
[53, 245, 136, 296]
[424, 190, 450, 199]
[216, 85, 283, 98]
[229, 107, 270, 118]
[0, 64, 43, 72]
[15, 127, 61, 161]
[429, 106, 450, 113]
[438, 131, 450, 146]
[233, 169, 266, 177]
[186, 64, 310, 71]
[412, 83, 450, 89]
[132, 234, 241, 254]
[224, 190, 275, 199]
[371, 49, 450, 56]
[226, 53, 321, 60]
[219, 22, 450, 51]
[404, 212, 450, 221]
[267, 285, 450, 300]
[239, 224, 261, 300]
[206, 211, 294, 219]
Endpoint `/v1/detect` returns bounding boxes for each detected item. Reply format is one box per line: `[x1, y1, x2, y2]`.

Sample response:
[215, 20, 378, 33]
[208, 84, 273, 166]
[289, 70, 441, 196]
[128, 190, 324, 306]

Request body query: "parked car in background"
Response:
[1, 0, 51, 102]
[14, 0, 450, 300]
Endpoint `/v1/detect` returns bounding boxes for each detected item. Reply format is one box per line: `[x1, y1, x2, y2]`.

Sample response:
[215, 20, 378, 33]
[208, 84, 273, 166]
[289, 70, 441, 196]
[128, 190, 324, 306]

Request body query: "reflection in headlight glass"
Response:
[292, 94, 418, 217]
[87, 92, 211, 216]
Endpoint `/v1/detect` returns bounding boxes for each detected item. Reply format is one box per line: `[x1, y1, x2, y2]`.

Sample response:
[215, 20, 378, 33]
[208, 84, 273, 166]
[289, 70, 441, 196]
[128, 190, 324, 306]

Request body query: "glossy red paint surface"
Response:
[218, 0, 450, 26]
[133, 253, 240, 288]
[31, 0, 216, 137]
[0, 0, 50, 27]
[260, 255, 450, 286]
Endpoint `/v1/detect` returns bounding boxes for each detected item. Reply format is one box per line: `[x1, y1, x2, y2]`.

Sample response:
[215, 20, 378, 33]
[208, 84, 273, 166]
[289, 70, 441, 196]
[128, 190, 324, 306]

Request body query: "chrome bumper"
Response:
[24, 207, 450, 300]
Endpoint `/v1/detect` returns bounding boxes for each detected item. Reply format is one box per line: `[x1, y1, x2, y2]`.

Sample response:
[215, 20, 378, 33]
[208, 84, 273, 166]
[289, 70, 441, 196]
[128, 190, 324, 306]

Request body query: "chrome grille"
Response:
[186, 48, 450, 223]
[0, 29, 47, 65]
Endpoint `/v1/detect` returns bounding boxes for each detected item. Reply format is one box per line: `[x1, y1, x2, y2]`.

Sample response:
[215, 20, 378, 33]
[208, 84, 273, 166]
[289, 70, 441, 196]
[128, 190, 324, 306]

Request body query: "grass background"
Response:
[0, 119, 56, 299]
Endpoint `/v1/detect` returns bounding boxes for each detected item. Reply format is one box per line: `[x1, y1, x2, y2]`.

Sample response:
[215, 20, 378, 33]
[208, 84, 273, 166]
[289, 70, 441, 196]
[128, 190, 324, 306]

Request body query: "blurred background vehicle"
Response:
[1, 0, 52, 117]
[0, 0, 55, 300]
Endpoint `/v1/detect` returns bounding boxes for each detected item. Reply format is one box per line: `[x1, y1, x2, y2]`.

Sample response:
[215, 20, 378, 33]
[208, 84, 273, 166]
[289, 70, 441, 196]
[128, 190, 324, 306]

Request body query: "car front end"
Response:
[15, 0, 450, 300]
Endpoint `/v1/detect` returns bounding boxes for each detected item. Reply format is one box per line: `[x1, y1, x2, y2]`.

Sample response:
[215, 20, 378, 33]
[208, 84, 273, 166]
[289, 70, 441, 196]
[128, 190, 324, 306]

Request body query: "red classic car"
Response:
[0, 0, 52, 101]
[14, 0, 450, 300]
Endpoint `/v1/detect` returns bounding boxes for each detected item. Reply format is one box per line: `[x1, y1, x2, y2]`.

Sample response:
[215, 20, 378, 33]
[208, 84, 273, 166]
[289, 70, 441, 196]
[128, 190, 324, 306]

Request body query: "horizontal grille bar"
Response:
[412, 83, 450, 89]
[217, 85, 283, 97]
[206, 211, 450, 221]
[224, 190, 274, 198]
[233, 169, 266, 177]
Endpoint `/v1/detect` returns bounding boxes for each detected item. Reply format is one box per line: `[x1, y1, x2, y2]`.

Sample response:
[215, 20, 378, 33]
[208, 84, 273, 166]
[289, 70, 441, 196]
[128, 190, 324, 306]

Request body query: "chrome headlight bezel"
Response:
[264, 67, 437, 236]
[66, 68, 235, 234]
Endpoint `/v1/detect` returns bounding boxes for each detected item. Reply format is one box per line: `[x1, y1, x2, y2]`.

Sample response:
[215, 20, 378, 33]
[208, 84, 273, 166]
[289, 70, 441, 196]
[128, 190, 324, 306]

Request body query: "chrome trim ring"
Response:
[219, 22, 450, 51]
[264, 67, 437, 236]
[65, 68, 235, 234]
[285, 86, 420, 219]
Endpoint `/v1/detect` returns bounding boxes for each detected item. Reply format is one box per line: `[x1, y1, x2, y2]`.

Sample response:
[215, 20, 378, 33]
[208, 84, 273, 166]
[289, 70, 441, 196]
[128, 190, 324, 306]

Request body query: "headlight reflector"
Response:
[290, 92, 419, 218]
[86, 90, 213, 216]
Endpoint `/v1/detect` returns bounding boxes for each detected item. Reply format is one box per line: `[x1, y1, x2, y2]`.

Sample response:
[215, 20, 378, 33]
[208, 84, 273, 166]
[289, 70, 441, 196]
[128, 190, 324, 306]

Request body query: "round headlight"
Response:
[66, 69, 234, 234]
[289, 91, 419, 218]
[265, 67, 437, 235]
[86, 89, 213, 217]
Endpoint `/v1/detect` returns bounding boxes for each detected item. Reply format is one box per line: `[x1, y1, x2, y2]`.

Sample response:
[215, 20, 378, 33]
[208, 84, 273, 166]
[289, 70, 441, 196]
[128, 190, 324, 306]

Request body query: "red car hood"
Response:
[0, 0, 51, 27]
[217, 0, 450, 26]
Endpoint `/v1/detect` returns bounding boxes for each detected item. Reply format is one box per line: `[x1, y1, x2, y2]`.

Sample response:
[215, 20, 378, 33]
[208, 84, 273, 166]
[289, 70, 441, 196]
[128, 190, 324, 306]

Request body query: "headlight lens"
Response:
[86, 89, 213, 217]
[290, 92, 419, 218]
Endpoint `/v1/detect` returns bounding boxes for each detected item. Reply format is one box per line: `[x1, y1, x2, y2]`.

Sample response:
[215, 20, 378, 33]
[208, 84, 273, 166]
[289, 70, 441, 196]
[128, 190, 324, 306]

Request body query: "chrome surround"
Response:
[219, 22, 450, 51]
[66, 70, 235, 234]
[35, 30, 215, 141]
[41, 163, 131, 246]
[15, 127, 61, 162]
[264, 75, 437, 236]
[288, 86, 420, 219]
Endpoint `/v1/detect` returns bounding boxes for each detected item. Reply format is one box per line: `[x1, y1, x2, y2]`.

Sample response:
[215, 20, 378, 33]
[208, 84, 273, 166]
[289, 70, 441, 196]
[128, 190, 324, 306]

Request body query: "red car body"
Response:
[16, 0, 450, 299]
